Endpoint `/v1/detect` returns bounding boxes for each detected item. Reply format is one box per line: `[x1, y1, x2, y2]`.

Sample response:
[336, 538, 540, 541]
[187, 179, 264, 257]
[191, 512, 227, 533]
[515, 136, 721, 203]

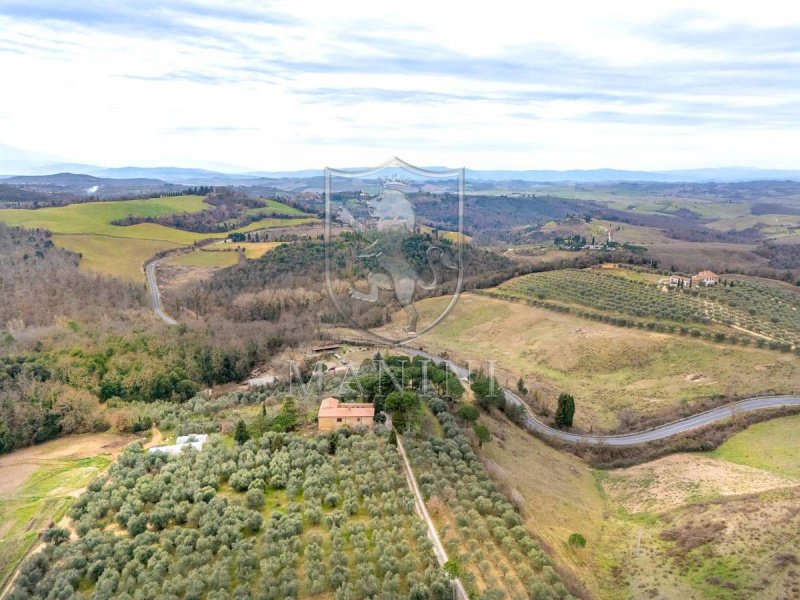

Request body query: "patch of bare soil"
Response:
[143, 427, 163, 449]
[0, 433, 135, 497]
[56, 515, 78, 542]
[603, 453, 798, 514]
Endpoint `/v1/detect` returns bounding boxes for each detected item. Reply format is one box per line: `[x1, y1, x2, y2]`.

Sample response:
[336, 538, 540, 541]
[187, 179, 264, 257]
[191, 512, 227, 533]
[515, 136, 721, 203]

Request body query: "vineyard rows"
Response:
[493, 269, 800, 346]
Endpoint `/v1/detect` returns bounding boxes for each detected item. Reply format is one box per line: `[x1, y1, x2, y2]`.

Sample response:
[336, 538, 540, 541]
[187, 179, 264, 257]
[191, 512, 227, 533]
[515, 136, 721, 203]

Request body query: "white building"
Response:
[148, 434, 208, 456]
[247, 374, 278, 387]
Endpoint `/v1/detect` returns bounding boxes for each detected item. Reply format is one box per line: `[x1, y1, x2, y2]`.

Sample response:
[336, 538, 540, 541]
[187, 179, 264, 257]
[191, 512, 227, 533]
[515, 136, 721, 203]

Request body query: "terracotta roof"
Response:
[318, 397, 375, 418]
[695, 270, 718, 278]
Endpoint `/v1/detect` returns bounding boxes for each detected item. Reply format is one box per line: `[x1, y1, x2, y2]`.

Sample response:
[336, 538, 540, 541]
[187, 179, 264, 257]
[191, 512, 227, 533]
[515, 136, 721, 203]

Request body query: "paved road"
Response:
[402, 347, 800, 446]
[395, 432, 469, 600]
[145, 260, 177, 325]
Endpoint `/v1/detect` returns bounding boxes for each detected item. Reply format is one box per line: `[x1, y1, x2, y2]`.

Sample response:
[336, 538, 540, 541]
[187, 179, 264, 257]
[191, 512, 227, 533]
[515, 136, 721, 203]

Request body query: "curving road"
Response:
[402, 347, 800, 446]
[145, 260, 177, 325]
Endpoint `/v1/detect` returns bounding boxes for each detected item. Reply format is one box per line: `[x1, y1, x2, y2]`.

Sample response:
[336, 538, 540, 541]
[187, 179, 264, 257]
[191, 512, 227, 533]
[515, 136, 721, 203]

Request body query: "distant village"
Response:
[554, 226, 620, 250]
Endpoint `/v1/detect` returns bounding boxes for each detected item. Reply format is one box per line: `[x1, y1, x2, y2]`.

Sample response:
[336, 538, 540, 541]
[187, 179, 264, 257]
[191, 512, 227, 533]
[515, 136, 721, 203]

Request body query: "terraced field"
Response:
[490, 268, 800, 347]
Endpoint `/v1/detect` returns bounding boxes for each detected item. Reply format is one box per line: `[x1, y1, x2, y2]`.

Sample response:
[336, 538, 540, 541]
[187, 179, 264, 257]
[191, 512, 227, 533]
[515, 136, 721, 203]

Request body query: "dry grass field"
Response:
[165, 249, 239, 268]
[598, 417, 800, 600]
[202, 240, 284, 258]
[503, 246, 590, 266]
[406, 293, 800, 431]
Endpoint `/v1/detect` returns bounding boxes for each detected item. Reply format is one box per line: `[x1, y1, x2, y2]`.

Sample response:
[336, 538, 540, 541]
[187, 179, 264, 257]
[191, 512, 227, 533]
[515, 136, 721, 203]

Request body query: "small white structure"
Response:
[148, 434, 208, 456]
[247, 374, 278, 387]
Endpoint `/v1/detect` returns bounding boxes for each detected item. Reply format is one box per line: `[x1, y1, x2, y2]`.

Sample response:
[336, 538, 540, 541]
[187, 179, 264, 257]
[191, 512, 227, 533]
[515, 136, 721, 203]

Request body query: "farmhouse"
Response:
[664, 270, 719, 288]
[317, 397, 374, 432]
[668, 274, 692, 287]
[691, 270, 720, 287]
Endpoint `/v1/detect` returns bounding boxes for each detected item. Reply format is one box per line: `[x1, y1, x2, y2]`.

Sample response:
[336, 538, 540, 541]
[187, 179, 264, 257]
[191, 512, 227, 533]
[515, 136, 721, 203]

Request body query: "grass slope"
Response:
[711, 414, 800, 479]
[54, 234, 184, 282]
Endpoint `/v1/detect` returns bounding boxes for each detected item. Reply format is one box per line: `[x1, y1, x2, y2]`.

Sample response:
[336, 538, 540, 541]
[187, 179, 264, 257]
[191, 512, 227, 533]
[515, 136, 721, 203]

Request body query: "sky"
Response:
[1, 0, 800, 172]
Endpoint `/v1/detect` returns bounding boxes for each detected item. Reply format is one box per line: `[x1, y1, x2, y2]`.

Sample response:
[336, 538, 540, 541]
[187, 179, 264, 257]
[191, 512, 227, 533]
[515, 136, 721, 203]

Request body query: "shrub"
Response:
[458, 405, 480, 422]
[554, 393, 575, 429]
[567, 533, 587, 548]
[245, 488, 265, 510]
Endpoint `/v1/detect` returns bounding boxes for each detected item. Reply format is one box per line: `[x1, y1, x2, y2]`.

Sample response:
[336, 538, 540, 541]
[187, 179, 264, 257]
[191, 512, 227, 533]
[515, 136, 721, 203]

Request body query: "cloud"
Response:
[166, 125, 258, 133]
[0, 1, 799, 170]
[0, 1, 296, 35]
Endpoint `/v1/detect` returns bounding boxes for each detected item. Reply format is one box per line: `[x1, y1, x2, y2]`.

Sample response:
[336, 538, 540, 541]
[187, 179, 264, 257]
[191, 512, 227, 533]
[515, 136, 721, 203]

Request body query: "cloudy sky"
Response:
[1, 0, 799, 171]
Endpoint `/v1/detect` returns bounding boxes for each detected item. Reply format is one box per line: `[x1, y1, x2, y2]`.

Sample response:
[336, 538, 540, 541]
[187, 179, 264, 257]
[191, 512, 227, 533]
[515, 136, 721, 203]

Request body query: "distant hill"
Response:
[0, 172, 184, 201]
[0, 183, 50, 205]
[89, 166, 261, 183]
[162, 166, 800, 185]
[4, 172, 167, 186]
[1, 139, 799, 184]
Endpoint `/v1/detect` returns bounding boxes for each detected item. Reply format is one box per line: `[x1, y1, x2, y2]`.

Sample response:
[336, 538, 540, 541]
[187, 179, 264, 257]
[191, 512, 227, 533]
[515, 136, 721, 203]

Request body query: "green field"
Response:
[54, 234, 184, 282]
[0, 196, 317, 282]
[711, 414, 800, 478]
[0, 195, 210, 236]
